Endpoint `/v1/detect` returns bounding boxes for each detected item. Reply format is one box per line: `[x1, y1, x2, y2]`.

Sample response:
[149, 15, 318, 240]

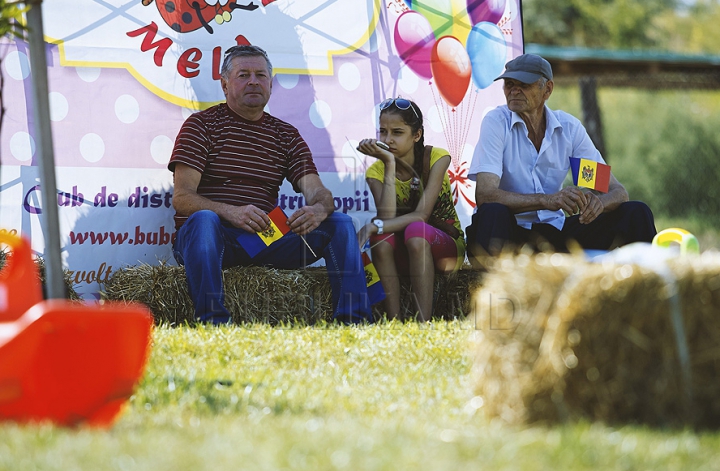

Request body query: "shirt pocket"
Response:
[544, 167, 570, 192]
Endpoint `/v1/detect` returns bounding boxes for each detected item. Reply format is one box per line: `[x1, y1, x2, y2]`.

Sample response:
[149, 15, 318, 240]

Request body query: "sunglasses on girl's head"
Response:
[379, 98, 419, 118]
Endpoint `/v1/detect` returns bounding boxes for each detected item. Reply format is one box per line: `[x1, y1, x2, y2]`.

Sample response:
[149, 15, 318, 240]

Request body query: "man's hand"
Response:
[225, 205, 270, 233]
[578, 191, 604, 224]
[545, 187, 587, 215]
[173, 163, 271, 233]
[287, 203, 326, 236]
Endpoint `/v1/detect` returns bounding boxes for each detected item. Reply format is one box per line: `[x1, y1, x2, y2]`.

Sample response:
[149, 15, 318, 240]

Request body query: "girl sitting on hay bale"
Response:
[356, 98, 466, 321]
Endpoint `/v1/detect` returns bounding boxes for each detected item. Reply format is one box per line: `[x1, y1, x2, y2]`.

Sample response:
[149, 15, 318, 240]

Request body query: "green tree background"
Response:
[522, 0, 720, 54]
[0, 0, 24, 36]
[522, 0, 679, 50]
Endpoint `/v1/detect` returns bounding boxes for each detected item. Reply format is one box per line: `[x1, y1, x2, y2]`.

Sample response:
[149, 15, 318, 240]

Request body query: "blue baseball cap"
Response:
[495, 54, 553, 84]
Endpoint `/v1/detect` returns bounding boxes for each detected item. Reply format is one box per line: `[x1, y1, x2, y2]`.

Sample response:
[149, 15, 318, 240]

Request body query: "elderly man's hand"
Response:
[578, 191, 604, 224]
[545, 187, 587, 215]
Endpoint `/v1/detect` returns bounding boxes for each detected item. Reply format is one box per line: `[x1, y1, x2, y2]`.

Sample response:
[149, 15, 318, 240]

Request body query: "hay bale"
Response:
[669, 254, 720, 427]
[102, 262, 484, 325]
[440, 267, 486, 317]
[471, 250, 720, 428]
[102, 263, 333, 325]
[387, 266, 484, 321]
[0, 249, 81, 301]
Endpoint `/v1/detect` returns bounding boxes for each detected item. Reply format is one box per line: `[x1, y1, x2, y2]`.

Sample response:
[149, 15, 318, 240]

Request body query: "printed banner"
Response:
[0, 0, 524, 299]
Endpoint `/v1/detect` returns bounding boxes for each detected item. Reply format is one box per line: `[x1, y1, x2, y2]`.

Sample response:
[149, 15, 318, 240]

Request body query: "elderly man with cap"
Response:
[465, 53, 656, 263]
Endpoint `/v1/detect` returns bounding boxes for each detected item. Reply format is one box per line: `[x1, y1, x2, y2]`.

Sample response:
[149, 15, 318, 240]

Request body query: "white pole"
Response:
[26, 0, 66, 299]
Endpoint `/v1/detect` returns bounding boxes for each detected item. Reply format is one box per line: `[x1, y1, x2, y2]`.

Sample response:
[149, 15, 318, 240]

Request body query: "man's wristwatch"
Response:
[372, 219, 384, 235]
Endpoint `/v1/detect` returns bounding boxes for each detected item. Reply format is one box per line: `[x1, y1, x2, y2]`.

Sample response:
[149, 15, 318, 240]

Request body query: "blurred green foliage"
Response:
[522, 0, 679, 50]
[522, 0, 720, 54]
[0, 0, 26, 38]
[653, 113, 720, 219]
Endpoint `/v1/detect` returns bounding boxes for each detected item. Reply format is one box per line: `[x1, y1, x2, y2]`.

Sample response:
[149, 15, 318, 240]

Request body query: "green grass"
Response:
[2, 322, 720, 470]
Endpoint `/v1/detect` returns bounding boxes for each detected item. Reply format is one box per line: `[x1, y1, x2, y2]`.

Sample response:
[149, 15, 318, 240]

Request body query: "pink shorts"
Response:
[369, 221, 462, 274]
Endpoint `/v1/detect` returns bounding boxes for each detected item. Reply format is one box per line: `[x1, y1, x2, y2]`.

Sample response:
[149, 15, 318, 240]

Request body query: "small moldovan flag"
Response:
[362, 252, 385, 305]
[570, 157, 611, 193]
[237, 206, 291, 258]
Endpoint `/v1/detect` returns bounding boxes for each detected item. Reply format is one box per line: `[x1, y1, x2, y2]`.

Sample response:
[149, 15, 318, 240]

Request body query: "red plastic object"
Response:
[0, 233, 154, 427]
[0, 301, 153, 427]
[0, 232, 43, 322]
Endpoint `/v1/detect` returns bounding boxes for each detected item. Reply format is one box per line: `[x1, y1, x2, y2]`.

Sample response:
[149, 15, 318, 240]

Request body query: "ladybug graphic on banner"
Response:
[142, 0, 276, 34]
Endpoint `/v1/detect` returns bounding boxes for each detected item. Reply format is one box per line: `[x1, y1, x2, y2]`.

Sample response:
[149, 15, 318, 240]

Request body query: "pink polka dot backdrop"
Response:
[0, 0, 523, 298]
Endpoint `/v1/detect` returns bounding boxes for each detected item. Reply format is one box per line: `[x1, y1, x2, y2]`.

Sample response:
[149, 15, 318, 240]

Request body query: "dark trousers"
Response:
[466, 201, 657, 260]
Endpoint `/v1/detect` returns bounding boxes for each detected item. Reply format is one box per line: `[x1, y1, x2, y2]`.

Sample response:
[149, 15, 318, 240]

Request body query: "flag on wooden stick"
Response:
[237, 206, 291, 258]
[570, 158, 611, 193]
[362, 252, 385, 305]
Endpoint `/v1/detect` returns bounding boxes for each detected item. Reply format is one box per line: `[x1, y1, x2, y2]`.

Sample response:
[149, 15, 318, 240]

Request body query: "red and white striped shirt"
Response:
[168, 103, 317, 229]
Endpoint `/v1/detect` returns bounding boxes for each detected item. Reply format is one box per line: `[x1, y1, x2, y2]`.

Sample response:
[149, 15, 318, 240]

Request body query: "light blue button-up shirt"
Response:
[468, 104, 605, 230]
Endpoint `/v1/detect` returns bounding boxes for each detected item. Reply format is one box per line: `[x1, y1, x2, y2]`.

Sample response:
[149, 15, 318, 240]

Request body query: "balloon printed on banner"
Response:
[412, 0, 455, 38]
[390, 0, 514, 211]
[413, 0, 474, 44]
[428, 34, 474, 204]
[466, 21, 506, 89]
[430, 36, 471, 108]
[394, 10, 437, 80]
[466, 0, 507, 25]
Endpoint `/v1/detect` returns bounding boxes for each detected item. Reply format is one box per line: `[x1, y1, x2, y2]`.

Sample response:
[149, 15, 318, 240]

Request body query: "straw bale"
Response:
[471, 250, 720, 428]
[0, 250, 81, 301]
[388, 266, 484, 321]
[667, 253, 720, 428]
[102, 262, 483, 325]
[102, 263, 332, 325]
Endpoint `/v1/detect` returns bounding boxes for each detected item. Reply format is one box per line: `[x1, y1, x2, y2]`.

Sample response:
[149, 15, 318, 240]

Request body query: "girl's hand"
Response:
[357, 222, 377, 249]
[357, 139, 394, 164]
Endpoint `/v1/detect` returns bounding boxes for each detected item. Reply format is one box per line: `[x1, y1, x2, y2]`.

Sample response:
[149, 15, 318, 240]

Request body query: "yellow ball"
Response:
[652, 228, 699, 255]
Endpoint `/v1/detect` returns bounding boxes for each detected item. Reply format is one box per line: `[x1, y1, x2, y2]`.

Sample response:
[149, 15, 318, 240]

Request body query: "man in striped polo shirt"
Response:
[168, 45, 373, 324]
